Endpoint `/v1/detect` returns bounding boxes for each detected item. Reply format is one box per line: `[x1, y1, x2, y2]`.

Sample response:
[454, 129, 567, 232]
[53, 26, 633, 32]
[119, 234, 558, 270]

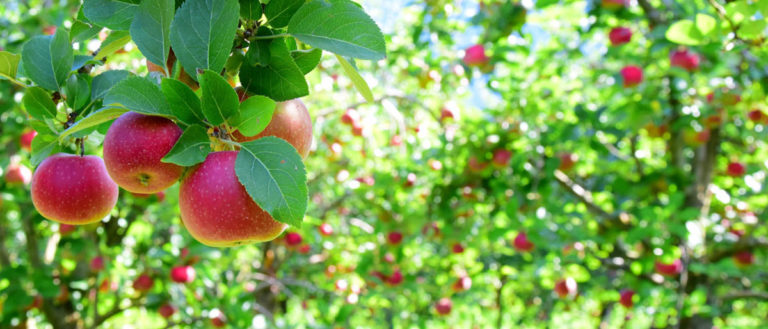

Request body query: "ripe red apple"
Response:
[602, 0, 629, 9]
[733, 251, 754, 266]
[233, 99, 313, 158]
[170, 265, 195, 283]
[513, 232, 534, 252]
[452, 243, 464, 254]
[90, 256, 105, 272]
[620, 65, 643, 87]
[463, 44, 489, 67]
[5, 163, 32, 185]
[318, 223, 333, 236]
[492, 149, 512, 167]
[285, 232, 303, 246]
[440, 107, 455, 122]
[59, 224, 76, 235]
[341, 108, 359, 125]
[619, 289, 635, 308]
[748, 109, 766, 123]
[452, 276, 472, 292]
[387, 269, 403, 285]
[608, 27, 632, 46]
[351, 123, 364, 137]
[670, 49, 700, 71]
[31, 154, 119, 224]
[298, 244, 311, 254]
[404, 173, 417, 187]
[387, 231, 403, 245]
[42, 26, 57, 35]
[727, 162, 746, 177]
[210, 310, 226, 328]
[655, 259, 682, 277]
[158, 303, 176, 319]
[20, 130, 37, 151]
[133, 273, 154, 292]
[558, 153, 577, 171]
[103, 112, 183, 193]
[179, 151, 287, 246]
[554, 278, 577, 298]
[435, 297, 452, 315]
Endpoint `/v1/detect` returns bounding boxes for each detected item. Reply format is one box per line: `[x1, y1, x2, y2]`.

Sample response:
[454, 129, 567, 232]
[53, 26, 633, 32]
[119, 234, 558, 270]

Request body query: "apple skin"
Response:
[558, 153, 577, 171]
[158, 303, 176, 319]
[31, 154, 119, 225]
[440, 108, 455, 122]
[5, 163, 32, 185]
[513, 232, 534, 252]
[609, 27, 632, 46]
[748, 109, 766, 123]
[492, 149, 512, 167]
[435, 297, 452, 315]
[452, 243, 465, 254]
[59, 224, 76, 235]
[387, 269, 403, 285]
[133, 274, 154, 292]
[670, 49, 700, 71]
[733, 251, 754, 266]
[318, 223, 333, 236]
[179, 151, 286, 247]
[90, 256, 105, 272]
[285, 232, 303, 246]
[103, 112, 183, 194]
[452, 276, 472, 292]
[620, 65, 643, 87]
[554, 278, 577, 298]
[20, 130, 37, 151]
[619, 289, 635, 308]
[463, 44, 489, 67]
[726, 162, 746, 177]
[170, 265, 195, 283]
[468, 156, 488, 172]
[655, 259, 682, 277]
[387, 231, 403, 245]
[234, 99, 313, 159]
[341, 108, 359, 125]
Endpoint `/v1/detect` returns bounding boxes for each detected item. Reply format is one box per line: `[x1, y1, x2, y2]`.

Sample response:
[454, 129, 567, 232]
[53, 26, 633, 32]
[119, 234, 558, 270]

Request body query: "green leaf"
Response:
[336, 55, 373, 102]
[82, 0, 140, 30]
[239, 41, 308, 101]
[246, 38, 272, 67]
[291, 48, 322, 74]
[235, 137, 308, 227]
[287, 0, 386, 60]
[169, 0, 240, 76]
[72, 55, 95, 71]
[665, 19, 703, 46]
[130, 0, 175, 70]
[738, 19, 767, 39]
[22, 87, 57, 121]
[0, 51, 21, 80]
[199, 69, 239, 125]
[162, 78, 205, 125]
[239, 0, 262, 20]
[64, 74, 91, 111]
[70, 20, 103, 42]
[104, 76, 172, 116]
[21, 29, 73, 91]
[30, 133, 59, 166]
[695, 14, 717, 37]
[161, 125, 211, 166]
[725, 0, 755, 25]
[264, 0, 304, 28]
[95, 31, 132, 59]
[233, 96, 276, 137]
[91, 70, 132, 100]
[59, 106, 128, 140]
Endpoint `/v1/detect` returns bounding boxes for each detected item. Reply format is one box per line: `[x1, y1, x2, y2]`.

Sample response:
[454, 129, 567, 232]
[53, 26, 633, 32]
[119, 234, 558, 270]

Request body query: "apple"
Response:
[608, 27, 632, 46]
[356, 176, 375, 186]
[285, 232, 303, 246]
[404, 173, 417, 187]
[103, 112, 183, 194]
[179, 151, 287, 246]
[463, 44, 489, 67]
[670, 49, 700, 71]
[492, 149, 512, 167]
[513, 232, 534, 252]
[341, 108, 359, 125]
[620, 65, 643, 87]
[387, 231, 403, 245]
[644, 122, 668, 138]
[59, 224, 76, 235]
[158, 303, 176, 319]
[387, 269, 403, 285]
[440, 107, 455, 122]
[602, 0, 629, 9]
[733, 251, 754, 266]
[435, 297, 452, 315]
[452, 276, 472, 292]
[390, 135, 403, 146]
[298, 244, 311, 254]
[429, 159, 443, 171]
[452, 243, 465, 254]
[210, 310, 226, 328]
[351, 123, 364, 137]
[335, 279, 348, 291]
[20, 130, 37, 151]
[318, 223, 333, 236]
[726, 162, 746, 177]
[558, 153, 577, 171]
[170, 265, 195, 283]
[748, 109, 766, 123]
[31, 154, 119, 224]
[383, 252, 395, 263]
[5, 163, 32, 185]
[42, 26, 56, 35]
[233, 99, 313, 159]
[468, 156, 488, 172]
[554, 278, 577, 298]
[655, 259, 682, 277]
[619, 289, 635, 308]
[90, 256, 105, 272]
[133, 273, 154, 292]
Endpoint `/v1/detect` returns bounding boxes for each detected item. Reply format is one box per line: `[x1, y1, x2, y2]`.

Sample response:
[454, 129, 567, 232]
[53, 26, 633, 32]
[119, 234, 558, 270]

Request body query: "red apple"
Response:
[620, 65, 643, 87]
[59, 224, 76, 235]
[435, 297, 452, 315]
[492, 149, 512, 167]
[727, 162, 746, 177]
[42, 26, 56, 35]
[234, 99, 313, 158]
[619, 289, 635, 308]
[554, 278, 577, 298]
[31, 154, 119, 224]
[655, 259, 682, 277]
[670, 49, 700, 71]
[318, 223, 333, 236]
[158, 303, 176, 319]
[463, 44, 489, 67]
[733, 251, 754, 266]
[748, 109, 766, 123]
[133, 273, 154, 292]
[298, 244, 311, 254]
[387, 269, 403, 285]
[103, 112, 183, 193]
[404, 173, 417, 187]
[90, 256, 105, 272]
[179, 151, 287, 246]
[20, 130, 37, 151]
[5, 163, 32, 185]
[170, 265, 195, 283]
[351, 123, 364, 137]
[468, 156, 488, 172]
[210, 310, 226, 328]
[602, 0, 629, 9]
[387, 231, 403, 245]
[558, 153, 577, 171]
[440, 107, 455, 122]
[429, 159, 443, 171]
[341, 108, 359, 125]
[513, 232, 534, 252]
[608, 27, 632, 46]
[285, 232, 303, 246]
[452, 243, 464, 254]
[390, 134, 403, 146]
[452, 276, 472, 292]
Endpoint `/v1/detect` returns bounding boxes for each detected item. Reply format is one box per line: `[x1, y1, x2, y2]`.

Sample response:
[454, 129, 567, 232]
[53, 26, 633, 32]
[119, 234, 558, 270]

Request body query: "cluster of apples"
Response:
[25, 92, 312, 247]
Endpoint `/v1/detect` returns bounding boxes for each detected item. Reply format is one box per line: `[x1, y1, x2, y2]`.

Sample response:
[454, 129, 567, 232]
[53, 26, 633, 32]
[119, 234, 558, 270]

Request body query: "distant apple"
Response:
[468, 156, 489, 172]
[352, 123, 364, 137]
[318, 223, 333, 236]
[440, 108, 456, 122]
[335, 279, 348, 291]
[748, 109, 766, 123]
[170, 265, 195, 283]
[608, 27, 632, 46]
[90, 256, 105, 272]
[133, 273, 154, 292]
[20, 130, 37, 151]
[429, 159, 443, 171]
[384, 252, 395, 263]
[492, 149, 512, 167]
[404, 173, 417, 187]
[390, 135, 403, 146]
[298, 244, 311, 254]
[452, 276, 472, 292]
[726, 162, 746, 177]
[435, 297, 453, 315]
[655, 259, 682, 277]
[210, 310, 226, 328]
[341, 108, 359, 126]
[602, 0, 629, 9]
[670, 49, 700, 71]
[554, 278, 578, 298]
[452, 243, 464, 254]
[387, 269, 403, 285]
[558, 153, 577, 172]
[388, 231, 403, 245]
[5, 163, 32, 185]
[733, 251, 754, 266]
[463, 44, 489, 67]
[285, 232, 303, 247]
[59, 224, 76, 235]
[620, 65, 643, 87]
[513, 232, 534, 252]
[619, 289, 635, 308]
[158, 303, 176, 318]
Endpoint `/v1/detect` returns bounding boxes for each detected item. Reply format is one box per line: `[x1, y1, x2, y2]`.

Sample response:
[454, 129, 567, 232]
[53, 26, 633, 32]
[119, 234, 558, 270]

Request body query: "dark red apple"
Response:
[733, 251, 754, 266]
[492, 149, 512, 167]
[670, 49, 700, 71]
[727, 162, 746, 177]
[170, 265, 195, 283]
[5, 163, 32, 185]
[452, 276, 472, 292]
[103, 112, 183, 193]
[655, 259, 682, 277]
[619, 289, 635, 308]
[387, 231, 403, 245]
[210, 310, 226, 328]
[620, 65, 643, 87]
[234, 99, 313, 158]
[748, 109, 766, 123]
[179, 151, 287, 246]
[435, 297, 452, 315]
[158, 303, 176, 319]
[298, 244, 311, 254]
[387, 269, 403, 285]
[463, 44, 489, 67]
[513, 232, 534, 252]
[554, 278, 577, 298]
[59, 224, 76, 235]
[133, 273, 154, 292]
[609, 27, 632, 46]
[452, 243, 464, 254]
[31, 154, 119, 224]
[285, 232, 303, 246]
[20, 130, 37, 151]
[404, 173, 417, 187]
[90, 256, 105, 272]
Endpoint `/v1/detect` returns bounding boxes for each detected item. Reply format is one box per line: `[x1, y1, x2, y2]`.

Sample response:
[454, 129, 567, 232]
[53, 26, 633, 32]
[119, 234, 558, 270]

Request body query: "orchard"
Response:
[0, 0, 767, 328]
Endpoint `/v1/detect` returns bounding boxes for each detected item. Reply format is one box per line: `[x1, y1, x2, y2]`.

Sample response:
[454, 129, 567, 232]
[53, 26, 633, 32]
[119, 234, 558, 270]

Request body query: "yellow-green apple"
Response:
[31, 154, 118, 224]
[103, 112, 183, 193]
[234, 99, 313, 159]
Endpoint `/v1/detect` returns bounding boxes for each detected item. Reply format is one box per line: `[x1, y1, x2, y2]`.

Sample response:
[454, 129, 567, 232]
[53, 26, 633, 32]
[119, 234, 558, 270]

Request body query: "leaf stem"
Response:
[250, 33, 290, 41]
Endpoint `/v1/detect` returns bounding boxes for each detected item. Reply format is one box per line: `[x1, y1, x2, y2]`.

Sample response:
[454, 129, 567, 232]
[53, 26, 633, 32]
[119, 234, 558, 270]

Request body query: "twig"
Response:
[553, 170, 625, 228]
[722, 291, 768, 301]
